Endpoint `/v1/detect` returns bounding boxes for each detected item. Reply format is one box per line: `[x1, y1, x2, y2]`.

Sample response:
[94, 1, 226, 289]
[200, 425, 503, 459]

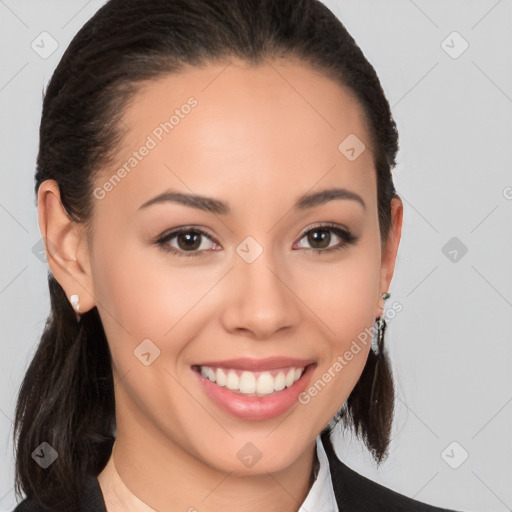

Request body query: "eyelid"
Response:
[155, 226, 220, 257]
[294, 222, 357, 251]
[297, 222, 353, 241]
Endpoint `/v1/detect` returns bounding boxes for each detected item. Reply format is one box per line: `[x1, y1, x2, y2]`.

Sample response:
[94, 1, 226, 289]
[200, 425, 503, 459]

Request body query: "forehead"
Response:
[94, 58, 376, 215]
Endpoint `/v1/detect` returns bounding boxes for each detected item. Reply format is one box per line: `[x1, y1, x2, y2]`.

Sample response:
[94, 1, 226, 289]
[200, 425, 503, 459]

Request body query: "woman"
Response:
[12, 0, 459, 510]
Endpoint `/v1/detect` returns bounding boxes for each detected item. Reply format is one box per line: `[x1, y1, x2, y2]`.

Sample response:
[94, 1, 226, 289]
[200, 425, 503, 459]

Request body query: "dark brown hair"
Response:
[14, 0, 399, 508]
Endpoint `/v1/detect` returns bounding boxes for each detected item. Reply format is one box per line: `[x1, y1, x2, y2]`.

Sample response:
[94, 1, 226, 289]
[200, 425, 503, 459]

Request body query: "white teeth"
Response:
[274, 371, 286, 391]
[285, 368, 295, 387]
[198, 365, 306, 396]
[225, 370, 239, 390]
[239, 371, 256, 393]
[216, 368, 227, 386]
[256, 372, 274, 395]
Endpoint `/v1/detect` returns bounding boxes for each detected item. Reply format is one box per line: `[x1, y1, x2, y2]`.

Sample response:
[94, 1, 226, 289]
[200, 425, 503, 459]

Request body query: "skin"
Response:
[38, 58, 403, 511]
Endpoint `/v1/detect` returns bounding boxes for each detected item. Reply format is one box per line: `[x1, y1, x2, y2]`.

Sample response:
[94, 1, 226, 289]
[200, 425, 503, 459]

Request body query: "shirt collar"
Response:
[298, 433, 339, 512]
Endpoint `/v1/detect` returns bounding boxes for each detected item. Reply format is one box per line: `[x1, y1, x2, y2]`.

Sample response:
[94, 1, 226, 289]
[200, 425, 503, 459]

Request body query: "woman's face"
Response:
[62, 59, 402, 474]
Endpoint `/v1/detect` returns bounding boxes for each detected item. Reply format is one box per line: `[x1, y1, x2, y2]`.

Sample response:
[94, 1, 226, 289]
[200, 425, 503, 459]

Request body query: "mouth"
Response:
[191, 362, 317, 421]
[191, 364, 309, 397]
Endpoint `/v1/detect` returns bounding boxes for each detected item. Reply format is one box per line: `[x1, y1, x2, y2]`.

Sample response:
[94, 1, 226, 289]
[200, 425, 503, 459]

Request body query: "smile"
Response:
[196, 365, 306, 396]
[192, 362, 317, 421]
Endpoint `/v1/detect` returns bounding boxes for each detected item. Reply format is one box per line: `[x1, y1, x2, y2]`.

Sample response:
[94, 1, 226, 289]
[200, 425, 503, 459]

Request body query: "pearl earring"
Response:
[70, 294, 81, 323]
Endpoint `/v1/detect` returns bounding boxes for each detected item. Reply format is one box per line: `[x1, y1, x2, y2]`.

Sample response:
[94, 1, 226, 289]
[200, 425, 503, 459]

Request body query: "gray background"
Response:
[1, 1, 511, 511]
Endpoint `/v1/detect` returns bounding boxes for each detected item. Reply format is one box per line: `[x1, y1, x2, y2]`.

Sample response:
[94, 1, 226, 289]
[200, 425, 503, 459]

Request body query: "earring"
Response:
[70, 294, 81, 323]
[370, 292, 390, 407]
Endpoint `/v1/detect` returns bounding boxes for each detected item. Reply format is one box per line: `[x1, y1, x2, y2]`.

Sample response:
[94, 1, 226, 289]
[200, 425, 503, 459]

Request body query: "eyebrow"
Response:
[138, 187, 366, 214]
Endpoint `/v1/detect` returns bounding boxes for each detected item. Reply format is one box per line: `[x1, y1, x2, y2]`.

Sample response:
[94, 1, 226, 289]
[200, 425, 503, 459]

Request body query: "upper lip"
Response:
[193, 357, 316, 372]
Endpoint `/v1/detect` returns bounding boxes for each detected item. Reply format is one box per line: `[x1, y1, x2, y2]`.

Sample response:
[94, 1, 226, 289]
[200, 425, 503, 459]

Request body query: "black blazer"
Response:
[13, 431, 459, 511]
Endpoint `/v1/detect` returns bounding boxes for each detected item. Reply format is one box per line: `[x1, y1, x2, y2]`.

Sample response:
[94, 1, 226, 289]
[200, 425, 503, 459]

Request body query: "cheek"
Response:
[90, 243, 214, 424]
[90, 235, 223, 363]
[297, 239, 381, 344]
[292, 238, 381, 416]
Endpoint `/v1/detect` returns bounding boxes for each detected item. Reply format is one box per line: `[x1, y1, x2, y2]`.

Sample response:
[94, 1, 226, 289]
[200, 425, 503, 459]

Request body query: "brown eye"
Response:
[294, 224, 357, 253]
[306, 228, 332, 249]
[156, 227, 219, 257]
[176, 231, 202, 251]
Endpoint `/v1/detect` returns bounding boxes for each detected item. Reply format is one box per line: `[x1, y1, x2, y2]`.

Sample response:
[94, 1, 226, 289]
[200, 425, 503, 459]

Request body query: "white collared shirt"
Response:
[298, 434, 339, 512]
[97, 434, 338, 511]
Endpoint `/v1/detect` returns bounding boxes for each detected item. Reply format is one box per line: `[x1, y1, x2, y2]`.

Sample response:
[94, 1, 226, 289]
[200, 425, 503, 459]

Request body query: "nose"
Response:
[220, 249, 301, 339]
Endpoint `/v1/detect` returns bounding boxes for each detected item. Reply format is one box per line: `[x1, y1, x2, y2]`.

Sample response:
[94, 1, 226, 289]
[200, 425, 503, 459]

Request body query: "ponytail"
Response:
[13, 273, 115, 509]
[322, 316, 395, 464]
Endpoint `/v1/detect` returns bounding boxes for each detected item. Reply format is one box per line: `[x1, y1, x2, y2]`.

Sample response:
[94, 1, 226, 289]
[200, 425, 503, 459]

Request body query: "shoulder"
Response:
[12, 500, 40, 512]
[320, 431, 461, 512]
[11, 473, 107, 512]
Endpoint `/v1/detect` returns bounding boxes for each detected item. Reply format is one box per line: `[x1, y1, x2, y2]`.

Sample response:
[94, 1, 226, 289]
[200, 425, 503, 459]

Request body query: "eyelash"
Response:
[155, 223, 358, 258]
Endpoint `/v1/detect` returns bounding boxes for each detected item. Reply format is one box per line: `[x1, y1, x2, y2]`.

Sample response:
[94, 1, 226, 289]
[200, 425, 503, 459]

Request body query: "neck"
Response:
[98, 419, 318, 512]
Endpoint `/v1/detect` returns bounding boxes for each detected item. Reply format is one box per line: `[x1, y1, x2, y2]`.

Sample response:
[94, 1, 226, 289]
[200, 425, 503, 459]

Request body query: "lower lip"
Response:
[193, 363, 317, 421]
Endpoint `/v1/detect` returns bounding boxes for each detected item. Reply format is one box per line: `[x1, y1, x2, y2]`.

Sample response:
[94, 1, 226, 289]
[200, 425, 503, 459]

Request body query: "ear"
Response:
[37, 179, 96, 314]
[377, 196, 403, 316]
